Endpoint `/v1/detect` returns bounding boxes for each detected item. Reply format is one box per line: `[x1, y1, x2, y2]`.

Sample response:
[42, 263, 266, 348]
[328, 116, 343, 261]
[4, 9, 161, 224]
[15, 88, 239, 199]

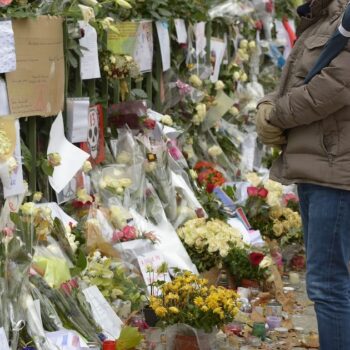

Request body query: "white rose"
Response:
[239, 39, 248, 49]
[259, 256, 273, 269]
[83, 160, 92, 173]
[21, 202, 37, 216]
[208, 145, 223, 157]
[228, 106, 239, 116]
[189, 74, 203, 88]
[215, 80, 225, 91]
[189, 169, 198, 180]
[160, 114, 173, 126]
[33, 192, 43, 202]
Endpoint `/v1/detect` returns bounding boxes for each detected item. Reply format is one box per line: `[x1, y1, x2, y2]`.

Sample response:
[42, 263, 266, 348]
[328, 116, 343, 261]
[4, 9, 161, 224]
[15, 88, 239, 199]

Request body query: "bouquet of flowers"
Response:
[223, 245, 272, 286]
[149, 271, 240, 332]
[81, 251, 147, 315]
[193, 161, 226, 194]
[177, 218, 243, 272]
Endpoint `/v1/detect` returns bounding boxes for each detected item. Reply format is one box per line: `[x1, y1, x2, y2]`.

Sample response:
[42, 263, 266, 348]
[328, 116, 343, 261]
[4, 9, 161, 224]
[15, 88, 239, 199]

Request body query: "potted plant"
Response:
[149, 270, 240, 349]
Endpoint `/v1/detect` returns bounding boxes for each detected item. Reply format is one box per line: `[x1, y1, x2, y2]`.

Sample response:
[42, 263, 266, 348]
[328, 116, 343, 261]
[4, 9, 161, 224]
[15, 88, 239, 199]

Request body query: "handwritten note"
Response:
[194, 22, 206, 56]
[156, 21, 171, 72]
[83, 285, 124, 339]
[134, 20, 153, 73]
[0, 79, 10, 116]
[210, 37, 227, 83]
[66, 97, 90, 143]
[0, 327, 10, 350]
[107, 21, 138, 55]
[0, 20, 16, 74]
[174, 19, 187, 44]
[48, 112, 89, 193]
[3, 119, 25, 198]
[6, 16, 64, 117]
[79, 21, 101, 80]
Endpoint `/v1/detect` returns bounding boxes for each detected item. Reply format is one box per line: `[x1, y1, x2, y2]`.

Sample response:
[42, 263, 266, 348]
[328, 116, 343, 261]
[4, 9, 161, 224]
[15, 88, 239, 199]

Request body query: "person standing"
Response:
[256, 0, 350, 349]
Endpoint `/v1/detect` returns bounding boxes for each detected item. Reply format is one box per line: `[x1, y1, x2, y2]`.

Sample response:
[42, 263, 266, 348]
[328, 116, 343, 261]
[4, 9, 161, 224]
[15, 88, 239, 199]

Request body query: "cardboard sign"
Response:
[6, 16, 64, 117]
[80, 104, 105, 164]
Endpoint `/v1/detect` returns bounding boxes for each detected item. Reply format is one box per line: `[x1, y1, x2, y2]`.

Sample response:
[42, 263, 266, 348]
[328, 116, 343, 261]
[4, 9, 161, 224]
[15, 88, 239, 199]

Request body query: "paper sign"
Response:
[134, 20, 153, 73]
[194, 22, 206, 56]
[6, 17, 64, 117]
[83, 285, 124, 339]
[156, 21, 171, 72]
[66, 97, 90, 143]
[3, 119, 25, 198]
[48, 113, 89, 193]
[210, 37, 227, 82]
[0, 79, 10, 116]
[138, 251, 171, 295]
[80, 104, 105, 164]
[46, 329, 88, 349]
[174, 19, 187, 44]
[107, 21, 138, 55]
[0, 327, 10, 350]
[79, 21, 101, 80]
[202, 91, 234, 131]
[56, 176, 77, 204]
[0, 20, 16, 74]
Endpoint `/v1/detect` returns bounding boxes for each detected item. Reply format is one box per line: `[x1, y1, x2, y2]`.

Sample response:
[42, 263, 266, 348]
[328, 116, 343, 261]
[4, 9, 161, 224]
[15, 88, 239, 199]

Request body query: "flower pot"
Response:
[175, 334, 200, 350]
[240, 278, 260, 289]
[143, 306, 158, 327]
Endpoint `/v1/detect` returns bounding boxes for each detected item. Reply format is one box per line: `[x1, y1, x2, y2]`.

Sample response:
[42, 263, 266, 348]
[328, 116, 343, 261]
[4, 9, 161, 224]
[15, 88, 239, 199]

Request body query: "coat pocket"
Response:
[320, 118, 339, 157]
[295, 34, 330, 78]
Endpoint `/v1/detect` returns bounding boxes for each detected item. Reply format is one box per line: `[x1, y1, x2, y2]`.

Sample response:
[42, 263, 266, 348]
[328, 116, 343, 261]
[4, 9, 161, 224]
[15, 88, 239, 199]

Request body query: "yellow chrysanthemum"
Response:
[155, 306, 167, 318]
[169, 307, 180, 314]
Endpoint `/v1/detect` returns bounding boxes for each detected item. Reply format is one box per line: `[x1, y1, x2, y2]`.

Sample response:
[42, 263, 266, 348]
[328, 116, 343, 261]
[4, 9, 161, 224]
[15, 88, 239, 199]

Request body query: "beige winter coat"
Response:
[265, 0, 350, 190]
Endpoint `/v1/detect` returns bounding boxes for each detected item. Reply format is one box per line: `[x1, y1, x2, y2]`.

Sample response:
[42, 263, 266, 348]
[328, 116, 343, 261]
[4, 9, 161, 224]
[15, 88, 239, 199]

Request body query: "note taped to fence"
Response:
[107, 21, 138, 55]
[6, 16, 64, 118]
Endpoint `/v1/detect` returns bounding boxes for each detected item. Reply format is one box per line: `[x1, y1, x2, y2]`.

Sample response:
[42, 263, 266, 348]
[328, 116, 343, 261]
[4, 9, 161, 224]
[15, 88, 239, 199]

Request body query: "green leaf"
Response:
[131, 88, 148, 99]
[117, 326, 143, 350]
[40, 159, 54, 177]
[158, 8, 172, 17]
[21, 139, 33, 174]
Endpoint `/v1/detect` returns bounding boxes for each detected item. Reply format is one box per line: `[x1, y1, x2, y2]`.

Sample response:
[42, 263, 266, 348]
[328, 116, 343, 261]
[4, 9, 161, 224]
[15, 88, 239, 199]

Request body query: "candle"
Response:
[289, 272, 300, 285]
[103, 340, 116, 350]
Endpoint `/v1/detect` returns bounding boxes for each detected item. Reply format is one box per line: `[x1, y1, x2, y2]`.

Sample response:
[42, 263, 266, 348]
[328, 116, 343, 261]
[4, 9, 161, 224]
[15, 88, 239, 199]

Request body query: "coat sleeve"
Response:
[269, 48, 350, 129]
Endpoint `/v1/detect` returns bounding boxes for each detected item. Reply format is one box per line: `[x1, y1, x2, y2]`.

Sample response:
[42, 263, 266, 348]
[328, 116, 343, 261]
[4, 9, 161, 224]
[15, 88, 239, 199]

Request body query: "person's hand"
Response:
[255, 103, 286, 146]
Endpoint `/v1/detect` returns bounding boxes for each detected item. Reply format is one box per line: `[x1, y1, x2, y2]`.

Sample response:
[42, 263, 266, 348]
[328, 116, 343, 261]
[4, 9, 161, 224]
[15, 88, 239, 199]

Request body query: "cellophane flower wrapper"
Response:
[138, 136, 178, 222]
[201, 131, 238, 181]
[129, 208, 198, 274]
[208, 0, 254, 19]
[22, 287, 60, 350]
[85, 205, 121, 258]
[166, 324, 217, 350]
[81, 252, 147, 316]
[6, 209, 40, 350]
[114, 128, 146, 213]
[29, 274, 102, 345]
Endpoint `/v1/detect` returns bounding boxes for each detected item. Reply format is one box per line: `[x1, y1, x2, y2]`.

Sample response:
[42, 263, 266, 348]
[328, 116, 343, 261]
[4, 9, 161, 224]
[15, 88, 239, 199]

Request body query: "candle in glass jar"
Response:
[102, 340, 116, 350]
[289, 272, 300, 285]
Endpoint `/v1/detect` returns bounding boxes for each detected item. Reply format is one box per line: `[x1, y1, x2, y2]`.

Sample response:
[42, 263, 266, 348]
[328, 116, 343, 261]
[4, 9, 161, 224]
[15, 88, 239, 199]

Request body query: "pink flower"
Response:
[60, 282, 72, 295]
[112, 230, 124, 243]
[69, 278, 79, 289]
[257, 188, 268, 198]
[247, 186, 259, 197]
[168, 146, 182, 160]
[122, 225, 137, 240]
[0, 0, 13, 7]
[283, 193, 299, 206]
[2, 227, 13, 237]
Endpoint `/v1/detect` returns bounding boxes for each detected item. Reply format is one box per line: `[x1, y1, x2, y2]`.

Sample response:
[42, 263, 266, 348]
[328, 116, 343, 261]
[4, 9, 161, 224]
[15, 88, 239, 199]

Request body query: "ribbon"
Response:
[176, 80, 191, 96]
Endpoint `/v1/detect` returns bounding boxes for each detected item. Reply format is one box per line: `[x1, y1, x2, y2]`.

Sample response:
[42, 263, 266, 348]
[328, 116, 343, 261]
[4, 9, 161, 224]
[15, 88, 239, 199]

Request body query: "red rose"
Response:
[206, 183, 215, 193]
[249, 252, 265, 266]
[255, 20, 263, 31]
[283, 193, 299, 206]
[257, 187, 268, 198]
[247, 186, 259, 197]
[194, 161, 215, 171]
[143, 118, 156, 130]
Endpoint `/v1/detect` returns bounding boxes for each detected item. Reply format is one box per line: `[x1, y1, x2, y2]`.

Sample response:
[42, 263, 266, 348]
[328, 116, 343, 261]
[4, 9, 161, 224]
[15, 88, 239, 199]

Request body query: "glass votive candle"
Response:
[289, 272, 300, 285]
